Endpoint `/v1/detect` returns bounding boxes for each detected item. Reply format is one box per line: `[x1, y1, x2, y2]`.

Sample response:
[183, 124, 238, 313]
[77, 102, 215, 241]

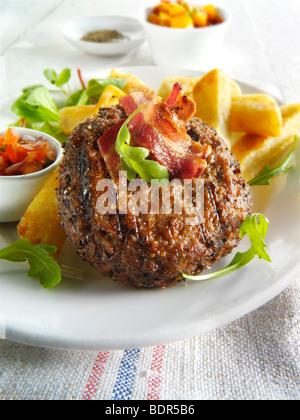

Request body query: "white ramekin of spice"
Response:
[61, 15, 146, 56]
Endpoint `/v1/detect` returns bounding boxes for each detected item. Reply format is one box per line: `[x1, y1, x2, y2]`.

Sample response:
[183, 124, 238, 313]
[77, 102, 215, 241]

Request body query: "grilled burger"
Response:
[57, 85, 252, 288]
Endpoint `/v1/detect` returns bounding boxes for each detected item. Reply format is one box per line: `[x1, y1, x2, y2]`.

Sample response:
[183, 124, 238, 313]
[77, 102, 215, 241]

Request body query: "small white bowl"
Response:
[144, 7, 231, 68]
[0, 127, 63, 223]
[61, 15, 146, 56]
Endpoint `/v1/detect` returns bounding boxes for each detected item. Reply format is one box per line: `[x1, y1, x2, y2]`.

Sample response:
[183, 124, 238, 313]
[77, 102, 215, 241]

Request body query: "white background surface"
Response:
[0, 0, 299, 400]
[1, 0, 300, 102]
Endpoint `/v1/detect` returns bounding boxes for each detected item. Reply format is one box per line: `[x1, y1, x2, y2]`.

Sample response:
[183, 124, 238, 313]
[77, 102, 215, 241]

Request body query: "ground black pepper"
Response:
[81, 30, 129, 43]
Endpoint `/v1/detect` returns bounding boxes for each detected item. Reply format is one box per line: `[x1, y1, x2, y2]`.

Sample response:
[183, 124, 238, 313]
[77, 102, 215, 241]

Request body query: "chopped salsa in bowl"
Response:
[147, 1, 223, 29]
[0, 128, 55, 176]
[0, 126, 63, 222]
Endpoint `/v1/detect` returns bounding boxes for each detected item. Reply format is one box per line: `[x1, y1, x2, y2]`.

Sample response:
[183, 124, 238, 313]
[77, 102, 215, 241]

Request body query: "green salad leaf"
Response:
[65, 89, 89, 107]
[115, 104, 170, 183]
[43, 68, 72, 91]
[183, 213, 271, 281]
[0, 239, 61, 288]
[39, 121, 68, 144]
[22, 84, 44, 94]
[10, 68, 128, 142]
[43, 68, 57, 85]
[11, 86, 60, 123]
[248, 135, 298, 186]
[55, 68, 71, 88]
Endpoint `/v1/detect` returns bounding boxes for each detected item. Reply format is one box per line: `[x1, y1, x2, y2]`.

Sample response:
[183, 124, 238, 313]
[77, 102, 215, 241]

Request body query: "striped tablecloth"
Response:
[1, 280, 299, 400]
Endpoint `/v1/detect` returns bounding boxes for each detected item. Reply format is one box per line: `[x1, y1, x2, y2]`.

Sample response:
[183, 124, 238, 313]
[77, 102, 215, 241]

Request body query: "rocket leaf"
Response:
[248, 136, 298, 186]
[183, 213, 271, 281]
[0, 239, 61, 288]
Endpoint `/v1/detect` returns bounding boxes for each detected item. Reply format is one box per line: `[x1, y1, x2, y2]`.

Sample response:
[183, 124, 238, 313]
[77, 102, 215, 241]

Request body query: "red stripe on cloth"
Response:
[147, 345, 165, 400]
[82, 352, 110, 400]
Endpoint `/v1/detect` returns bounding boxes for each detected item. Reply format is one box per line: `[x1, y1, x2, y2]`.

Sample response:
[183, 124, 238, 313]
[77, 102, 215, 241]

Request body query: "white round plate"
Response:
[61, 15, 146, 56]
[0, 66, 299, 351]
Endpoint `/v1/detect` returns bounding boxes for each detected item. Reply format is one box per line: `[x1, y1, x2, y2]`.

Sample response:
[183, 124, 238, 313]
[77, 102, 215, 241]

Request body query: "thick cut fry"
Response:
[109, 69, 153, 94]
[231, 94, 283, 137]
[232, 104, 300, 181]
[93, 85, 125, 113]
[192, 69, 232, 146]
[157, 77, 200, 100]
[157, 76, 240, 102]
[17, 168, 66, 259]
[59, 105, 95, 135]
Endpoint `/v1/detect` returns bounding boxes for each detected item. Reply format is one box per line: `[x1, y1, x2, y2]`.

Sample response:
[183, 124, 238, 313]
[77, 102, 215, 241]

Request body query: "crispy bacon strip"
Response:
[165, 82, 196, 123]
[97, 119, 125, 180]
[119, 89, 211, 179]
[165, 82, 183, 108]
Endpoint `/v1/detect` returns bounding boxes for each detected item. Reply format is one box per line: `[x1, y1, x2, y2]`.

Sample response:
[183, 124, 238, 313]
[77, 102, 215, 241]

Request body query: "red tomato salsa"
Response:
[0, 128, 55, 176]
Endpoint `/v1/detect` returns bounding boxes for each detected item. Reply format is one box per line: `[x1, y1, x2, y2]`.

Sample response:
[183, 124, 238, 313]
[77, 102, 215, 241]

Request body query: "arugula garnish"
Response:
[183, 213, 271, 281]
[248, 135, 298, 186]
[0, 239, 61, 288]
[115, 104, 170, 183]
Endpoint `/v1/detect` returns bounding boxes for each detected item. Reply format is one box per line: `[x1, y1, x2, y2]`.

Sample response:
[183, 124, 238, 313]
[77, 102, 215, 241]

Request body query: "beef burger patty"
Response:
[57, 105, 252, 288]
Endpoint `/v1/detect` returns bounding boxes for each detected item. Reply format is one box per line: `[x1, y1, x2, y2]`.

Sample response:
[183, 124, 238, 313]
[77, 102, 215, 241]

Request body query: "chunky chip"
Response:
[59, 105, 95, 135]
[231, 93, 283, 137]
[192, 69, 232, 146]
[93, 84, 125, 111]
[232, 104, 300, 181]
[17, 168, 67, 259]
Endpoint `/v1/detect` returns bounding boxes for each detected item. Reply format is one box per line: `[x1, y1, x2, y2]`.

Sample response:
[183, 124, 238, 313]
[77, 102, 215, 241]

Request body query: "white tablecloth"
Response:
[0, 0, 299, 400]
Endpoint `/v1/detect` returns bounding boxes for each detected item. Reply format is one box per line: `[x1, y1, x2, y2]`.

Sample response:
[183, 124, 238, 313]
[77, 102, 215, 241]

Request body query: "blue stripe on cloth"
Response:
[111, 349, 141, 400]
